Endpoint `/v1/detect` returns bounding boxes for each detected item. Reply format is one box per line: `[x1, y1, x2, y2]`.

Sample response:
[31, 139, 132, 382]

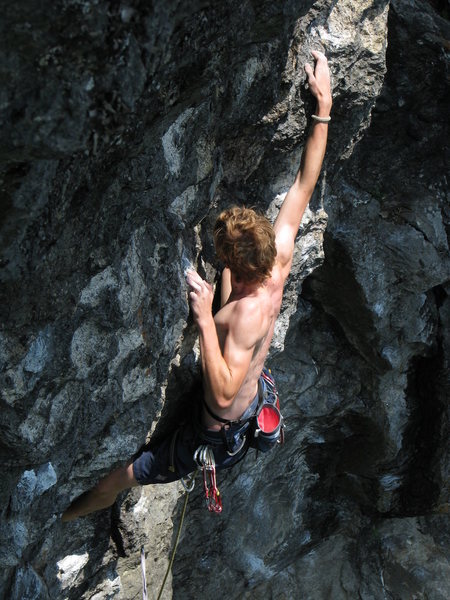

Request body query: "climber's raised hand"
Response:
[305, 51, 332, 112]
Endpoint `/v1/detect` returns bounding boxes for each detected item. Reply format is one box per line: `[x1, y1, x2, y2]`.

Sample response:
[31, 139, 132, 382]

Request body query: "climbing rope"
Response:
[155, 485, 193, 600]
[141, 470, 197, 600]
[141, 546, 148, 600]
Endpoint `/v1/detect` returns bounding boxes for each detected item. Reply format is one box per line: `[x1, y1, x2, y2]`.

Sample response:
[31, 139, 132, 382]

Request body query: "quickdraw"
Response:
[194, 445, 222, 513]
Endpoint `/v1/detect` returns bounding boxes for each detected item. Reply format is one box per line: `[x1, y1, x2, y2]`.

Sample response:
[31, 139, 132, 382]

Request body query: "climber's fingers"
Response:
[305, 51, 331, 105]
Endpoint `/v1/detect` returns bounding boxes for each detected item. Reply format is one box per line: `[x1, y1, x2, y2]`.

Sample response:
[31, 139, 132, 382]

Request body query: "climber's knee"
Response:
[96, 463, 139, 496]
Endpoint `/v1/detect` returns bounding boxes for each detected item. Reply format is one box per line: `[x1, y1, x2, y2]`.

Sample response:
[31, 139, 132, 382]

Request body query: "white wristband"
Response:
[312, 114, 331, 123]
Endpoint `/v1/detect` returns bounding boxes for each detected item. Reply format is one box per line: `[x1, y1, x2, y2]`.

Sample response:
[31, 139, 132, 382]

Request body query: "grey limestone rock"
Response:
[1, 0, 449, 598]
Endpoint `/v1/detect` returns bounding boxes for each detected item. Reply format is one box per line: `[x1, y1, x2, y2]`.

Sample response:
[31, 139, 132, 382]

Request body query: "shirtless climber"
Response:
[61, 51, 332, 521]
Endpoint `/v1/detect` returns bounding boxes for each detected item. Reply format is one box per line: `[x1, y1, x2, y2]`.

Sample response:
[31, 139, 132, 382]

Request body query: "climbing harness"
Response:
[202, 395, 256, 456]
[202, 368, 284, 455]
[194, 444, 222, 513]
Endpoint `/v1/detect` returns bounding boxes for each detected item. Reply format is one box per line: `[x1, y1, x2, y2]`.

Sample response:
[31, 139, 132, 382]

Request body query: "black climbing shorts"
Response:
[132, 386, 261, 485]
[132, 417, 251, 485]
[132, 421, 198, 485]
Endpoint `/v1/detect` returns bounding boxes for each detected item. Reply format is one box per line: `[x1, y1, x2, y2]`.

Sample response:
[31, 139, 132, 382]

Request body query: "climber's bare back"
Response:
[202, 263, 285, 429]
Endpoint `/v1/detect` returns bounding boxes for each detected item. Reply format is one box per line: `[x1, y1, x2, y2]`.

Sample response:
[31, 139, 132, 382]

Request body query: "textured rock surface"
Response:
[1, 0, 449, 599]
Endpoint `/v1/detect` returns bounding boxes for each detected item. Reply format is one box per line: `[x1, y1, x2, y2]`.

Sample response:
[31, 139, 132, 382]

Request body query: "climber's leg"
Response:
[61, 462, 138, 522]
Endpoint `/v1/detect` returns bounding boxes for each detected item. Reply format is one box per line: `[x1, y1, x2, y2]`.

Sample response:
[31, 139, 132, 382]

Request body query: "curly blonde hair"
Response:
[213, 206, 276, 283]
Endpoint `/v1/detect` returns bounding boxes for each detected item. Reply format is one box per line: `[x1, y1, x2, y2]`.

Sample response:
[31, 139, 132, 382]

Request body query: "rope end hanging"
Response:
[140, 546, 148, 600]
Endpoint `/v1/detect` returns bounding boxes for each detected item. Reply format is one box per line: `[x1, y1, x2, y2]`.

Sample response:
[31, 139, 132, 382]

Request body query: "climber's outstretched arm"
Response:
[220, 267, 232, 307]
[274, 50, 332, 281]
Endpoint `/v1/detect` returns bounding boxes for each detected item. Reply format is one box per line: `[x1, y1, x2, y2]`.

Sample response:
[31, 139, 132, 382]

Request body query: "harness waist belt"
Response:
[202, 385, 261, 426]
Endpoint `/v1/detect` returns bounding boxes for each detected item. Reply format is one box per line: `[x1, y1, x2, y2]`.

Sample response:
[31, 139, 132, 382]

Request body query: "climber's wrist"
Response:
[315, 99, 332, 117]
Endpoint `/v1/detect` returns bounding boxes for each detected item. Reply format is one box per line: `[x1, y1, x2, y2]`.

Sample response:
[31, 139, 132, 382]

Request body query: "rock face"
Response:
[1, 0, 449, 598]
